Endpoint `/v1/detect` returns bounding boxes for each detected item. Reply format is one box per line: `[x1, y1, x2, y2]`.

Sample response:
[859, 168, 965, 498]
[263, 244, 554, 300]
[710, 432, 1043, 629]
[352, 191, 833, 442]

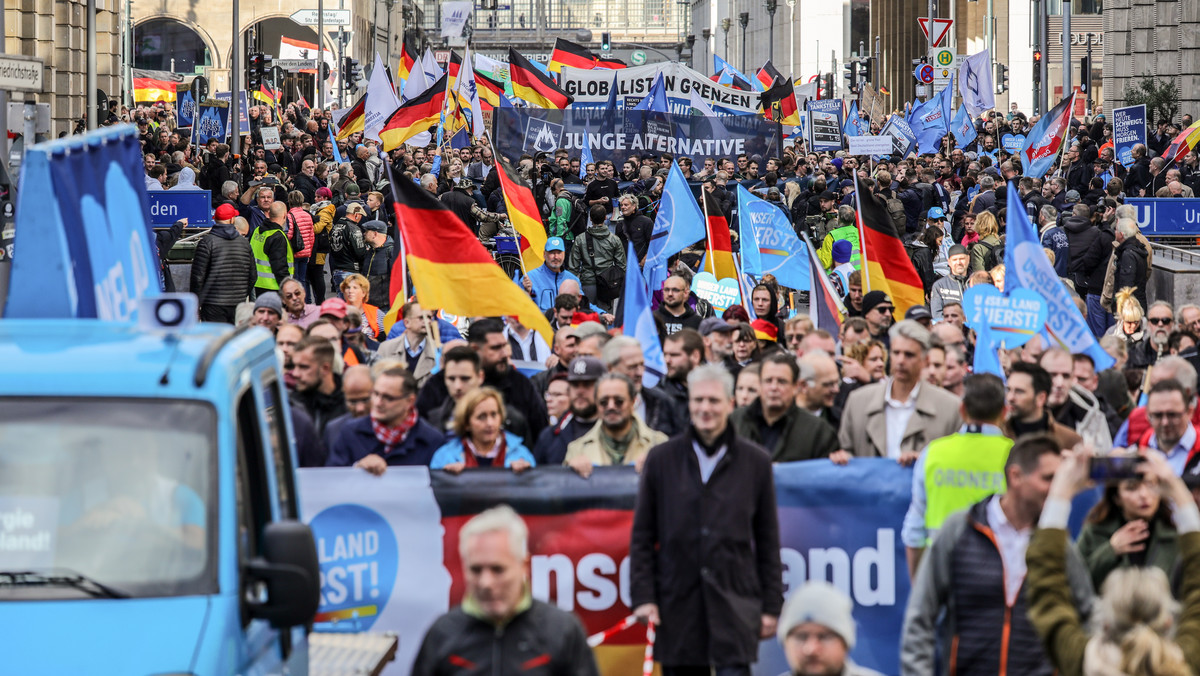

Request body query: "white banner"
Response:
[298, 468, 449, 675]
[558, 62, 760, 115]
[847, 135, 893, 156]
[260, 126, 281, 150]
[440, 1, 473, 37]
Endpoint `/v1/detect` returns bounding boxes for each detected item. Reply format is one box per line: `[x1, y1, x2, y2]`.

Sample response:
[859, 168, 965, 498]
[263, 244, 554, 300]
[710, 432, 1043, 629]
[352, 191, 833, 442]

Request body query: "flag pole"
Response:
[1051, 91, 1078, 178]
[701, 187, 717, 277]
[852, 170, 871, 293]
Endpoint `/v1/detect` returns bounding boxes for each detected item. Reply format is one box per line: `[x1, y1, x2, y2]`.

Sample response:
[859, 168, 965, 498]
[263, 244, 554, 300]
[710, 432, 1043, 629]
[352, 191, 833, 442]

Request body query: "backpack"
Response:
[584, 233, 623, 302]
[978, 238, 1005, 270]
[285, 213, 304, 256]
[885, 195, 907, 234]
[566, 195, 590, 237]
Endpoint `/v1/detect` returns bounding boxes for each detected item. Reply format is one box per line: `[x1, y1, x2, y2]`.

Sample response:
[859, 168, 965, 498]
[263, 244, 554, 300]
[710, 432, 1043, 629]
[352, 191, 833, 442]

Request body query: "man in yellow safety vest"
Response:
[901, 372, 1013, 580]
[250, 201, 294, 296]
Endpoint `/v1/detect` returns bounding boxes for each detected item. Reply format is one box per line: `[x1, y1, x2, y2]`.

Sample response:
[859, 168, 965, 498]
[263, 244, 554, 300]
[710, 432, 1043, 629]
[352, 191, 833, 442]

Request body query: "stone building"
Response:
[1103, 0, 1199, 121]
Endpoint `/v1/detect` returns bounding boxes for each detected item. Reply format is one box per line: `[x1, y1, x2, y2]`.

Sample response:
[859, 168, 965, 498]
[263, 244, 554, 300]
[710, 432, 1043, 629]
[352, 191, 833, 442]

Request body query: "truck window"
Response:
[261, 374, 298, 520]
[236, 390, 272, 548]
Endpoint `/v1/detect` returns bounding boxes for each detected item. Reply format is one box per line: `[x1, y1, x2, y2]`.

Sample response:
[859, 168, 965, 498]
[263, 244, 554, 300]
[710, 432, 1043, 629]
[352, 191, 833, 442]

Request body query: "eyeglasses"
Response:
[873, 306, 895, 315]
[597, 396, 628, 407]
[1149, 317, 1173, 326]
[1148, 411, 1186, 422]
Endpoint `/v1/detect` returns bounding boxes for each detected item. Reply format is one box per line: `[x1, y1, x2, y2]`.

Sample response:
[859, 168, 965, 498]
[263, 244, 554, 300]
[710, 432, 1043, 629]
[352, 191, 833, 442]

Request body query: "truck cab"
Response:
[0, 315, 321, 674]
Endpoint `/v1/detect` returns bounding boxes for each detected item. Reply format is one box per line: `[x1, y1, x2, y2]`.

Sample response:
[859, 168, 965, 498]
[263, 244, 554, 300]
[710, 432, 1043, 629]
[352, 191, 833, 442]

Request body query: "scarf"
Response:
[463, 435, 508, 468]
[371, 407, 419, 455]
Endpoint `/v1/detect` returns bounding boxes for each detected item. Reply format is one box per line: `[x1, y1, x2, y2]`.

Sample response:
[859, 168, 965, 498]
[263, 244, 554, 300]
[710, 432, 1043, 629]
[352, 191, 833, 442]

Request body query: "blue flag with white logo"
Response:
[643, 162, 706, 293]
[736, 185, 811, 292]
[580, 119, 595, 179]
[714, 55, 757, 90]
[621, 241, 667, 387]
[911, 74, 953, 155]
[950, 105, 977, 148]
[632, 73, 669, 112]
[1002, 181, 1114, 371]
[843, 100, 865, 137]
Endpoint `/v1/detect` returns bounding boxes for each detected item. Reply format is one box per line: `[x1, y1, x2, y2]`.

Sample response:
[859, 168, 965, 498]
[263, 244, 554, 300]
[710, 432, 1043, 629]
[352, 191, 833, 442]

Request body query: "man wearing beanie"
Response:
[777, 581, 883, 676]
[929, 244, 969, 320]
[250, 292, 283, 334]
[191, 202, 255, 323]
[828, 240, 856, 297]
[860, 290, 894, 348]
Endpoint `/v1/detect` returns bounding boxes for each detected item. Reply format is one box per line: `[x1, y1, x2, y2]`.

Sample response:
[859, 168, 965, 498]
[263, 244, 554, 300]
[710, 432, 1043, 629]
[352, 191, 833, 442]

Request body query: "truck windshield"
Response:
[0, 399, 216, 599]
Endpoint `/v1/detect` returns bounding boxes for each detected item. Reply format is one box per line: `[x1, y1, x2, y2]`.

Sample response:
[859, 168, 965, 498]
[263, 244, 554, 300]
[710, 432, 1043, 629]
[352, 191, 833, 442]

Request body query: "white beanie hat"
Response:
[776, 581, 857, 649]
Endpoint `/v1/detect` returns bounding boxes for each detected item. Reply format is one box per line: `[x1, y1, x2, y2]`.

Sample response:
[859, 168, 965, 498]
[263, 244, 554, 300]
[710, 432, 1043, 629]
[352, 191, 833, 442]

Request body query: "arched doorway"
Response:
[134, 18, 213, 75]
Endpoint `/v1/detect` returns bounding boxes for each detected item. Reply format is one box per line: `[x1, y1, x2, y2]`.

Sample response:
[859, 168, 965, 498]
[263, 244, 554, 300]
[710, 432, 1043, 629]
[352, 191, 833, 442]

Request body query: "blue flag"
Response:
[621, 241, 667, 388]
[329, 125, 345, 164]
[713, 55, 758, 91]
[643, 162, 706, 292]
[950, 105, 977, 148]
[736, 185, 811, 292]
[1002, 181, 1115, 371]
[911, 74, 953, 155]
[632, 73, 669, 112]
[580, 119, 595, 179]
[843, 100, 865, 137]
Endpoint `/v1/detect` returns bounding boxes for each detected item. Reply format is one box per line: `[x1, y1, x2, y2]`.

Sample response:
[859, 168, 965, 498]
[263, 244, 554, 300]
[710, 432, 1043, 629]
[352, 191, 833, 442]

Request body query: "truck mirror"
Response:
[245, 521, 321, 628]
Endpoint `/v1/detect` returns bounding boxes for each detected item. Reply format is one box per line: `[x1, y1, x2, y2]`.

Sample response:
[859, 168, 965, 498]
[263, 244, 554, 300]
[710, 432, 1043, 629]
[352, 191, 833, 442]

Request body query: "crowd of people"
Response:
[128, 94, 1200, 675]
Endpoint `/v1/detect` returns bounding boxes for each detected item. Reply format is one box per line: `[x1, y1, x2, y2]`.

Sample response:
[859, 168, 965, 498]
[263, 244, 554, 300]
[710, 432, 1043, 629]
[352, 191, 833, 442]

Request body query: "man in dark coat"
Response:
[631, 364, 783, 676]
[729, 352, 838, 461]
[326, 368, 445, 471]
[1062, 204, 1100, 296]
[190, 203, 255, 323]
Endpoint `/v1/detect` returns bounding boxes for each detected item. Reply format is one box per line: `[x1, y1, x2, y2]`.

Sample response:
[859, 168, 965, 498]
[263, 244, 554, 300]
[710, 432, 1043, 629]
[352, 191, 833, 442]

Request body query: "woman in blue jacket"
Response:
[430, 387, 536, 473]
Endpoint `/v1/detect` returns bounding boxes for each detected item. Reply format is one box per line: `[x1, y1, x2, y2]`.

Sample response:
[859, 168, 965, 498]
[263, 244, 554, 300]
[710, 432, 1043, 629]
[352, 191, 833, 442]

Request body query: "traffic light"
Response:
[247, 53, 263, 88]
[320, 62, 332, 81]
[995, 63, 1009, 94]
[860, 57, 873, 85]
[601, 32, 611, 51]
[823, 72, 834, 100]
[1033, 50, 1042, 85]
[843, 61, 858, 94]
[1080, 56, 1091, 93]
[344, 57, 363, 93]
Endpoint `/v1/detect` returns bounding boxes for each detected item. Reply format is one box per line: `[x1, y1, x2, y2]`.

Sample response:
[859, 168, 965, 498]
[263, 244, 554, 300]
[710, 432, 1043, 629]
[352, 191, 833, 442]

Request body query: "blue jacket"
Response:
[526, 264, 581, 312]
[386, 316, 464, 342]
[326, 415, 445, 467]
[430, 432, 536, 469]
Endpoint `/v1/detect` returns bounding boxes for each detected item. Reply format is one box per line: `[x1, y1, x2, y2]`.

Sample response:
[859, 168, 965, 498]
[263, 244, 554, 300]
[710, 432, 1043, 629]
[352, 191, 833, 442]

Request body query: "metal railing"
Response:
[1150, 241, 1200, 268]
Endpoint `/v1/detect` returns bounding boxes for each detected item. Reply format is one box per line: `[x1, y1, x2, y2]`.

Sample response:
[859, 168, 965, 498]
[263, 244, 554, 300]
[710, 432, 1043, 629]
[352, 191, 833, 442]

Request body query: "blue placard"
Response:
[147, 190, 213, 227]
[1113, 104, 1147, 168]
[876, 114, 917, 160]
[214, 91, 252, 136]
[806, 98, 845, 153]
[1127, 198, 1200, 236]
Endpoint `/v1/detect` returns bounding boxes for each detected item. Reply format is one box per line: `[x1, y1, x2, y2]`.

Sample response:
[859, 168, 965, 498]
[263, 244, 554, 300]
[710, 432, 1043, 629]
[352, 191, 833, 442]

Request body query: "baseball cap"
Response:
[927, 206, 946, 220]
[545, 236, 566, 252]
[361, 220, 387, 234]
[905, 305, 932, 321]
[818, 190, 837, 202]
[214, 203, 239, 222]
[861, 290, 892, 316]
[345, 203, 367, 217]
[832, 240, 853, 264]
[566, 356, 607, 382]
[1065, 189, 1081, 203]
[319, 297, 348, 319]
[345, 183, 362, 196]
[699, 317, 737, 336]
[948, 244, 969, 258]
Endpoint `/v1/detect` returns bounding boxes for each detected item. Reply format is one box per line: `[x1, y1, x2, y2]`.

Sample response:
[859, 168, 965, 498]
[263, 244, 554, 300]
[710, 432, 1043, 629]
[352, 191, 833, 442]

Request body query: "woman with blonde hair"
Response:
[844, 340, 886, 383]
[1106, 287, 1146, 358]
[968, 211, 1003, 274]
[339, 273, 386, 341]
[1027, 448, 1200, 676]
[429, 387, 535, 473]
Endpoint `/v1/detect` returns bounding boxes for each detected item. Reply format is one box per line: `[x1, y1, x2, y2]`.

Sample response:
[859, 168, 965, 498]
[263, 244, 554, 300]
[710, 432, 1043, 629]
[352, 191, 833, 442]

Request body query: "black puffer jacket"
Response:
[189, 224, 256, 306]
[1063, 216, 1099, 295]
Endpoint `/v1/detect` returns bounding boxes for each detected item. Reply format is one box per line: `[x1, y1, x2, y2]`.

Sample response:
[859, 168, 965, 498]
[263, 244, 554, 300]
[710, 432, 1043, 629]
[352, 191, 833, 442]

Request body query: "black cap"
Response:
[361, 219, 387, 234]
[819, 190, 837, 201]
[566, 356, 607, 382]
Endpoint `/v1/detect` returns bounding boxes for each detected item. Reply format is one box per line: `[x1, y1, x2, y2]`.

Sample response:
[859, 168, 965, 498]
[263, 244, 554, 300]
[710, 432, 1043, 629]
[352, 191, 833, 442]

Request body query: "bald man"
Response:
[252, 201, 295, 297]
[322, 365, 375, 451]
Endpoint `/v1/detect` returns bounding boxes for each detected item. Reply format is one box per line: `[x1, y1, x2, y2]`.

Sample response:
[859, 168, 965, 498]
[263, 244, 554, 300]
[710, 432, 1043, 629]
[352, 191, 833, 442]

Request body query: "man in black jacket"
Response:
[288, 336, 348, 439]
[412, 505, 599, 676]
[616, 193, 654, 264]
[631, 364, 783, 676]
[1062, 204, 1099, 296]
[1114, 218, 1150, 312]
[190, 203, 255, 323]
[729, 352, 838, 462]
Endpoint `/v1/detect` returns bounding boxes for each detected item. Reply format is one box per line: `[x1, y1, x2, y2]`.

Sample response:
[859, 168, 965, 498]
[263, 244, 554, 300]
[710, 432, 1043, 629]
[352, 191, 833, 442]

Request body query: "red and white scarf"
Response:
[371, 407, 419, 455]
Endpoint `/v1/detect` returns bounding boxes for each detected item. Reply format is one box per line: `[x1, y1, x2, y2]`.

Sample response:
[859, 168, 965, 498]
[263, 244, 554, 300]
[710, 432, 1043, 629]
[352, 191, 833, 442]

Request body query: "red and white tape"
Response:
[642, 621, 656, 676]
[587, 614, 637, 648]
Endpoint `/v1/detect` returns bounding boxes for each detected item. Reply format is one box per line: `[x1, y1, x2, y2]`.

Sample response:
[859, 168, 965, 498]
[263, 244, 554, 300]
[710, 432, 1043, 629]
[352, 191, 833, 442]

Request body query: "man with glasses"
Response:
[1134, 301, 1176, 367]
[1178, 304, 1200, 335]
[1140, 379, 1200, 476]
[279, 277, 319, 328]
[326, 367, 445, 473]
[564, 374, 667, 476]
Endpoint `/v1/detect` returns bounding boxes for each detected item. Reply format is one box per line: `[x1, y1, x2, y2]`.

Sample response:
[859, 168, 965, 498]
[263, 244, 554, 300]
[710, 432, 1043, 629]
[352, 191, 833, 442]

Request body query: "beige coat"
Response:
[375, 335, 438, 388]
[564, 417, 667, 466]
[837, 380, 962, 458]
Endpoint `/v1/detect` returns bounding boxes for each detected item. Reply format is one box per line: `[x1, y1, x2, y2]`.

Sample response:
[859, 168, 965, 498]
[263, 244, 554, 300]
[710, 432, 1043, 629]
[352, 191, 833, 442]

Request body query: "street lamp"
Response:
[720, 18, 732, 62]
[765, 0, 777, 67]
[701, 28, 711, 73]
[685, 34, 696, 67]
[738, 12, 750, 72]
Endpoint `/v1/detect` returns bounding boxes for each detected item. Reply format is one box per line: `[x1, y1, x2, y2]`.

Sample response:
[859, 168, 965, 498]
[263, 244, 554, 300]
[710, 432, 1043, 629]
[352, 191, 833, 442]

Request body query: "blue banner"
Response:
[192, 99, 229, 146]
[1127, 197, 1200, 235]
[492, 107, 781, 166]
[950, 106, 977, 148]
[177, 86, 196, 128]
[806, 99, 845, 153]
[737, 185, 812, 292]
[147, 190, 214, 227]
[877, 114, 917, 160]
[6, 124, 160, 321]
[643, 162, 707, 292]
[214, 91, 252, 136]
[1113, 104, 1147, 168]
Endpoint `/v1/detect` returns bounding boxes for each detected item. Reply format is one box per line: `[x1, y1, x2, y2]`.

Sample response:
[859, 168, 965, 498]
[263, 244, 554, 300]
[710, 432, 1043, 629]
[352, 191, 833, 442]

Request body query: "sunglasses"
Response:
[1149, 317, 1173, 326]
[597, 396, 628, 407]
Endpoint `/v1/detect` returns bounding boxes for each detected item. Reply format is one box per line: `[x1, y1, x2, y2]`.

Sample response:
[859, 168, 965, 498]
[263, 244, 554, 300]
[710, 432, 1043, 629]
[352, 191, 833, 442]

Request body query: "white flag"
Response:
[363, 52, 401, 142]
[474, 53, 508, 79]
[440, 1, 473, 38]
[422, 48, 444, 81]
[402, 60, 432, 103]
[958, 50, 996, 118]
[458, 45, 487, 139]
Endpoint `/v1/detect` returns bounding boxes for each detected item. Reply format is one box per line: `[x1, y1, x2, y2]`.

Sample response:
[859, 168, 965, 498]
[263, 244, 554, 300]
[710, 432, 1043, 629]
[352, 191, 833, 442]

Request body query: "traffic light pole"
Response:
[231, 0, 240, 156]
[317, 0, 324, 111]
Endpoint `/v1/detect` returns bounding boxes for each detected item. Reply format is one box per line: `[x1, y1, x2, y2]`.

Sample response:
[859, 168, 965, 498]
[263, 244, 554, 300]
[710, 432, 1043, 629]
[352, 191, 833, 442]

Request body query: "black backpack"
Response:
[978, 238, 1005, 270]
[567, 195, 590, 237]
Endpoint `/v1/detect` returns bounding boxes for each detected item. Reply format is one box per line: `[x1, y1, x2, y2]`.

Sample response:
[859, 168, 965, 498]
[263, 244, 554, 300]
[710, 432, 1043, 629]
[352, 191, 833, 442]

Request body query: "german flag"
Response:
[549, 38, 597, 73]
[378, 74, 447, 151]
[253, 84, 278, 104]
[397, 36, 419, 82]
[494, 153, 548, 271]
[333, 91, 367, 140]
[595, 56, 627, 70]
[761, 80, 801, 126]
[132, 69, 179, 103]
[701, 190, 738, 282]
[853, 175, 923, 319]
[508, 47, 573, 109]
[447, 51, 463, 88]
[475, 70, 506, 110]
[387, 164, 553, 344]
[755, 60, 783, 90]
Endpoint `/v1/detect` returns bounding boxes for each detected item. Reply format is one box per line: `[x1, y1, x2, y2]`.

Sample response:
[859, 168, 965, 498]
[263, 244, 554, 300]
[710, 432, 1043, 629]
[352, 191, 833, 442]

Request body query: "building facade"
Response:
[1104, 0, 1199, 121]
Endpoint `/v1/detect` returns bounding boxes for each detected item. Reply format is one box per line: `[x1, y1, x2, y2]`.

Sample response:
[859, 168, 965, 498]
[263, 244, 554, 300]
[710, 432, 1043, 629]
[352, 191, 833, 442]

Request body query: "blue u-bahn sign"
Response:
[1127, 198, 1200, 236]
